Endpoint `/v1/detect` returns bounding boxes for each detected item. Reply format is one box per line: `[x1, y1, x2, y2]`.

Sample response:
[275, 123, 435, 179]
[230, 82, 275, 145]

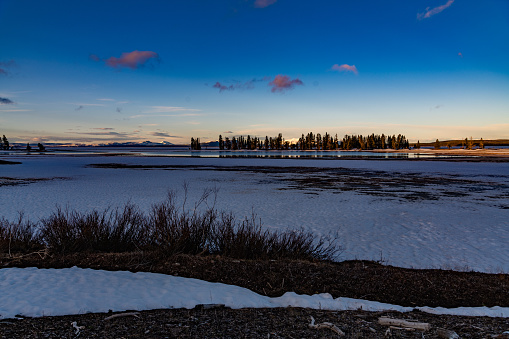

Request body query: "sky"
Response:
[1, 0, 508, 145]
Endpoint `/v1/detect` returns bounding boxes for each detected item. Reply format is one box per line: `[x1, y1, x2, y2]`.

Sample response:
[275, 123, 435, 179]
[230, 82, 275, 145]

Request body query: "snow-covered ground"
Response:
[2, 154, 509, 319]
[1, 154, 508, 272]
[1, 266, 508, 319]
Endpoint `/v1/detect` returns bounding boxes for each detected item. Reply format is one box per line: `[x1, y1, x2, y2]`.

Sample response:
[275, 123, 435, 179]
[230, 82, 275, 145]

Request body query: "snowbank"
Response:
[1, 267, 508, 319]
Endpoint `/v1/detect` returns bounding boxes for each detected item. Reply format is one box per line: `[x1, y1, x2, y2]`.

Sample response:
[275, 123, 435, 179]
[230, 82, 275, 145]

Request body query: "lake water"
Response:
[0, 146, 480, 159]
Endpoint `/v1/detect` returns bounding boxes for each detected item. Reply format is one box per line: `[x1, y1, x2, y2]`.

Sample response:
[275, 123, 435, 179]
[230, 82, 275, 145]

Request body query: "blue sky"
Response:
[1, 0, 508, 145]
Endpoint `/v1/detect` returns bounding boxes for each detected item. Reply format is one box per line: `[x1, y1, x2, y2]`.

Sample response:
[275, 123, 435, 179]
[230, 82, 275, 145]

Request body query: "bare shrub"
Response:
[147, 192, 216, 256]
[40, 204, 146, 254]
[0, 214, 43, 254]
[6, 188, 341, 261]
[210, 213, 340, 261]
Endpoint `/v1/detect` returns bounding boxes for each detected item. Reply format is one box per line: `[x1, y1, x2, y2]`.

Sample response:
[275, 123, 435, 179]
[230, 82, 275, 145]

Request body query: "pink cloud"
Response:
[458, 52, 463, 58]
[104, 51, 159, 69]
[268, 75, 304, 93]
[213, 82, 235, 92]
[330, 64, 358, 75]
[254, 0, 277, 8]
[417, 0, 454, 20]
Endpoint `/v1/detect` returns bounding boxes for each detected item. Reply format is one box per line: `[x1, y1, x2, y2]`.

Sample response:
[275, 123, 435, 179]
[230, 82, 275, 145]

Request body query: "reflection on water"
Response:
[1, 146, 487, 159]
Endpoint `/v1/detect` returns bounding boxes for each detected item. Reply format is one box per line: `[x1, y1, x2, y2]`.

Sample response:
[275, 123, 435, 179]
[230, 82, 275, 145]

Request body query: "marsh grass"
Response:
[0, 190, 341, 261]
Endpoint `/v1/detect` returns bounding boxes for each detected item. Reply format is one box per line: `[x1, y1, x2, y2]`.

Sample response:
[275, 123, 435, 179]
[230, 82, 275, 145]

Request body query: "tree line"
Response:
[206, 132, 411, 150]
[0, 134, 46, 151]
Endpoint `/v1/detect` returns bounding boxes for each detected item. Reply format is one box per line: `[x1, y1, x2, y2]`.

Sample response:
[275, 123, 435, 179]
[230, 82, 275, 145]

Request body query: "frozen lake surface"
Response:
[1, 153, 508, 272]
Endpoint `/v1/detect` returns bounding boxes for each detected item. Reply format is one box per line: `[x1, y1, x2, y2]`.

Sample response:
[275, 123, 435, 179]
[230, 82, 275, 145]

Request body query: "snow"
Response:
[2, 267, 509, 320]
[1, 153, 509, 319]
[1, 154, 508, 273]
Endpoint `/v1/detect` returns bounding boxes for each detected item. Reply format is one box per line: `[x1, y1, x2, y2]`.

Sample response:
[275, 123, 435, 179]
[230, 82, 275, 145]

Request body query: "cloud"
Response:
[0, 60, 15, 76]
[0, 109, 31, 112]
[213, 82, 235, 92]
[254, 0, 277, 8]
[143, 106, 201, 113]
[104, 51, 160, 69]
[458, 52, 463, 58]
[92, 128, 115, 130]
[97, 98, 115, 101]
[150, 132, 181, 138]
[330, 64, 358, 75]
[0, 97, 15, 105]
[268, 75, 304, 93]
[68, 130, 130, 136]
[417, 0, 454, 20]
[130, 106, 201, 119]
[71, 103, 106, 107]
[89, 54, 101, 62]
[223, 131, 234, 134]
[212, 78, 270, 92]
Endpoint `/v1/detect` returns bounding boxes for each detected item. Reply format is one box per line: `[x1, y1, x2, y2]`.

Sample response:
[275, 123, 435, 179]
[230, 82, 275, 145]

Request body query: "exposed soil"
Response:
[88, 163, 509, 206]
[2, 307, 509, 338]
[3, 252, 509, 309]
[2, 253, 509, 338]
[0, 160, 21, 165]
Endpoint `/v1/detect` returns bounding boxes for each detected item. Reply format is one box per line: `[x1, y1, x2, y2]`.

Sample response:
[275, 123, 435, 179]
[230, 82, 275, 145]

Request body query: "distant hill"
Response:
[415, 139, 509, 147]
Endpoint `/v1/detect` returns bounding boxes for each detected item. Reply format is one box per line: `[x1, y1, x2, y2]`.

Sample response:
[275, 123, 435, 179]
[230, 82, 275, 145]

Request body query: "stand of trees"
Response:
[190, 137, 201, 150]
[426, 137, 487, 150]
[218, 132, 410, 151]
[2, 135, 9, 150]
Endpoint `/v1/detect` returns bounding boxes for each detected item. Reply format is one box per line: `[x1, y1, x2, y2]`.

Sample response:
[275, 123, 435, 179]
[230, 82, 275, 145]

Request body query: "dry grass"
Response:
[1, 192, 341, 262]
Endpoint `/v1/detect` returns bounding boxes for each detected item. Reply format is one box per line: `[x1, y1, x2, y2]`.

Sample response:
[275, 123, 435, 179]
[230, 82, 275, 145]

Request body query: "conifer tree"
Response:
[218, 135, 224, 150]
[2, 135, 9, 150]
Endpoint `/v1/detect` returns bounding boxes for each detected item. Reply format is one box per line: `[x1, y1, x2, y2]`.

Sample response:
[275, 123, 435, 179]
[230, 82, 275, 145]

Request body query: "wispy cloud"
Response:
[254, 0, 277, 8]
[92, 128, 115, 130]
[143, 106, 201, 113]
[150, 131, 181, 138]
[131, 106, 202, 119]
[330, 64, 358, 75]
[213, 82, 234, 92]
[212, 77, 270, 92]
[223, 131, 234, 134]
[97, 98, 115, 102]
[0, 109, 31, 112]
[102, 51, 160, 69]
[89, 54, 101, 62]
[417, 0, 454, 20]
[268, 75, 304, 93]
[0, 60, 15, 76]
[68, 130, 131, 137]
[0, 97, 15, 105]
[71, 103, 106, 107]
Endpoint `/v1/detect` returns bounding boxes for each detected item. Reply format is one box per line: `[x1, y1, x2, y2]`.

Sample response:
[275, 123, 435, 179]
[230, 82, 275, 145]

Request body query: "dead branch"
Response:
[104, 312, 141, 321]
[378, 316, 430, 331]
[309, 316, 345, 336]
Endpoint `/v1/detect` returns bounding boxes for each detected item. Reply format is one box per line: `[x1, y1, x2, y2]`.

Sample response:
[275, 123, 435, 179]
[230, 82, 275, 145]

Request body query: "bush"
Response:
[0, 214, 43, 254]
[40, 204, 147, 254]
[3, 192, 342, 261]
